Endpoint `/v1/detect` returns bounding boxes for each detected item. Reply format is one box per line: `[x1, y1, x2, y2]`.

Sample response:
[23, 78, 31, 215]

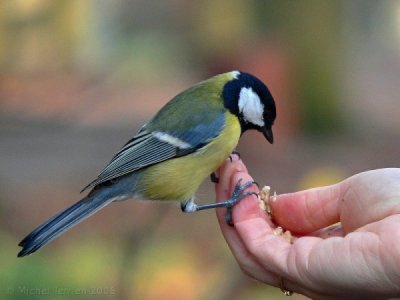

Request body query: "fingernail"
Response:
[271, 191, 278, 202]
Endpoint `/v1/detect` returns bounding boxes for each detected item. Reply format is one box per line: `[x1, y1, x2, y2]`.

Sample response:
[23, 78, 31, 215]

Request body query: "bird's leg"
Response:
[209, 150, 241, 184]
[181, 179, 258, 226]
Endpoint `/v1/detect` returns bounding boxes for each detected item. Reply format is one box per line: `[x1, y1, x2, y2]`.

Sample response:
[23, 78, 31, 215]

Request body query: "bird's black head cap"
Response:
[222, 71, 276, 143]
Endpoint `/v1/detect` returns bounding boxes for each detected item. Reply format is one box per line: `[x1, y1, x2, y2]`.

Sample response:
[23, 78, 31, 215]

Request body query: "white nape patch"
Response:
[230, 70, 240, 79]
[238, 87, 265, 126]
[153, 131, 192, 149]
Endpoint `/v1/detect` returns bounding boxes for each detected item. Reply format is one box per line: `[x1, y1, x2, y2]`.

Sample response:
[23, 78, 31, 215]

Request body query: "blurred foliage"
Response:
[0, 233, 118, 299]
[130, 238, 219, 299]
[298, 166, 346, 190]
[253, 1, 344, 136]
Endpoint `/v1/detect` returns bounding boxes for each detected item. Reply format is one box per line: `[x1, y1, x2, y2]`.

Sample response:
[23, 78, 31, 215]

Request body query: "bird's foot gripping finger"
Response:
[211, 151, 242, 183]
[228, 150, 241, 162]
[224, 179, 258, 226]
[185, 179, 257, 225]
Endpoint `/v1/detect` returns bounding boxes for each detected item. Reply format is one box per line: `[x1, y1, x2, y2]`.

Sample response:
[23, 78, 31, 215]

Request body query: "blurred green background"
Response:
[1, 0, 399, 299]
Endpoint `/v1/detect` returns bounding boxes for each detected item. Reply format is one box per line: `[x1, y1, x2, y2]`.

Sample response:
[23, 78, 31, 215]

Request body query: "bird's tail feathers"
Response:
[18, 193, 113, 257]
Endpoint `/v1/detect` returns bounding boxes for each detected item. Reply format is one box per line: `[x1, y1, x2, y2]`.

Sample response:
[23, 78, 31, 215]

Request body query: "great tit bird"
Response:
[17, 70, 276, 257]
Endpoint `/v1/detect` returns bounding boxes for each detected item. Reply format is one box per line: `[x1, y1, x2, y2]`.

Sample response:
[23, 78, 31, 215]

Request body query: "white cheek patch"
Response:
[238, 87, 265, 126]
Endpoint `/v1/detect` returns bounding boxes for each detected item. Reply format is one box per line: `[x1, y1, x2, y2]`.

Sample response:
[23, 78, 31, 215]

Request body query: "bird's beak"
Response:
[262, 127, 274, 144]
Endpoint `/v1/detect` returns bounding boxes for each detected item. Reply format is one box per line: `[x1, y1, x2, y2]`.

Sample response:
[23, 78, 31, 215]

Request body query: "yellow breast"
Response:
[140, 113, 241, 201]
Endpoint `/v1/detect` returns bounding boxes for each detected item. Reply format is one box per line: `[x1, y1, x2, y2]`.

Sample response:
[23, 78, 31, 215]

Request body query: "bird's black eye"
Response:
[237, 73, 276, 123]
[222, 71, 276, 127]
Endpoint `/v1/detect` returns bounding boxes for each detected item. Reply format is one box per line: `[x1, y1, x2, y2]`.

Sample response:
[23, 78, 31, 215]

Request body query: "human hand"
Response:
[215, 156, 400, 299]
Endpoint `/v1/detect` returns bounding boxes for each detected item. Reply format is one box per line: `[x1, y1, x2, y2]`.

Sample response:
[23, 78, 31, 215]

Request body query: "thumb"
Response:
[271, 184, 342, 234]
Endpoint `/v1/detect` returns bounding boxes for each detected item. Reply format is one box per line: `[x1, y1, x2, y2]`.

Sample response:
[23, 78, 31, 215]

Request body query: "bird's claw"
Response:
[229, 150, 241, 162]
[211, 151, 242, 183]
[225, 179, 258, 226]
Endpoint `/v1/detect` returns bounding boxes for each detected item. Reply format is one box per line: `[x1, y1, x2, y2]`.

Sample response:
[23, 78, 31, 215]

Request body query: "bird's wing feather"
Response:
[82, 112, 225, 191]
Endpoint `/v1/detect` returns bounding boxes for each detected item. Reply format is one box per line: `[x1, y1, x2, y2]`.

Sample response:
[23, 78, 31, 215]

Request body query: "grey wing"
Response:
[81, 131, 192, 192]
[81, 112, 226, 192]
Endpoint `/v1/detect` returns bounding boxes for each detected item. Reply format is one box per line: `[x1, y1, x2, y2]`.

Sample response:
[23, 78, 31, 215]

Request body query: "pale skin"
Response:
[215, 156, 400, 299]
